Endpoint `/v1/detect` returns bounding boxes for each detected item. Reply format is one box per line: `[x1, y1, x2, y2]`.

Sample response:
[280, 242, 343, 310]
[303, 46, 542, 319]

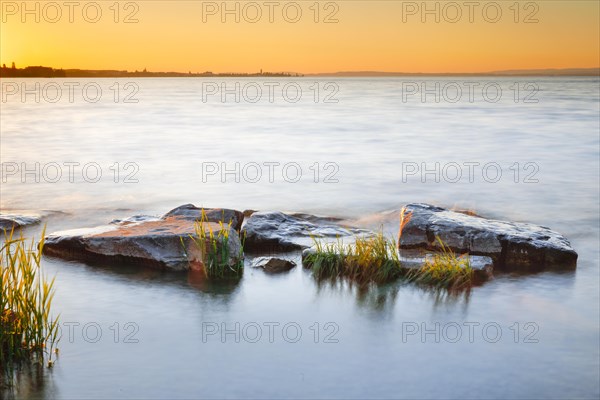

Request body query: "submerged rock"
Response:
[398, 204, 577, 271]
[0, 213, 42, 231]
[250, 257, 296, 274]
[242, 211, 373, 253]
[43, 204, 243, 271]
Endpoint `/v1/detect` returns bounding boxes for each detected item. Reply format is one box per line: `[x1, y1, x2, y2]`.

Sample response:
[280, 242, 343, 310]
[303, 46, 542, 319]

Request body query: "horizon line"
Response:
[1, 64, 599, 77]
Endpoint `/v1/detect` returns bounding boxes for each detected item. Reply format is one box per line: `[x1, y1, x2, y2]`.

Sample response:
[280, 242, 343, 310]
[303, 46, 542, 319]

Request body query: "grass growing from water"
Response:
[304, 231, 475, 290]
[405, 237, 474, 290]
[305, 232, 402, 285]
[1, 228, 60, 382]
[188, 210, 244, 279]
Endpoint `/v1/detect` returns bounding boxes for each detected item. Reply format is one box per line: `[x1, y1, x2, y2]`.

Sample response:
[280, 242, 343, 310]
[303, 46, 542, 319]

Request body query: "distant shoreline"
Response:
[308, 68, 600, 77]
[0, 66, 303, 78]
[0, 66, 598, 78]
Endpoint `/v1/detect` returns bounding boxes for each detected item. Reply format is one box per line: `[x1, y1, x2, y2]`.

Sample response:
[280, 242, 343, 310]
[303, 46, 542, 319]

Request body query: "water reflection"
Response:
[354, 283, 400, 313]
[2, 364, 59, 400]
[186, 270, 242, 297]
[423, 286, 472, 312]
[502, 268, 577, 281]
[313, 277, 402, 314]
[43, 255, 243, 302]
[311, 273, 475, 315]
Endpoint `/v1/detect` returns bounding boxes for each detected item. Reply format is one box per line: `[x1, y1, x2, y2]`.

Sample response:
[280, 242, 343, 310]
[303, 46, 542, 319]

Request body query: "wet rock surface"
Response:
[250, 257, 296, 273]
[41, 202, 578, 277]
[242, 211, 373, 253]
[0, 213, 42, 231]
[43, 204, 243, 271]
[162, 204, 244, 231]
[398, 203, 578, 271]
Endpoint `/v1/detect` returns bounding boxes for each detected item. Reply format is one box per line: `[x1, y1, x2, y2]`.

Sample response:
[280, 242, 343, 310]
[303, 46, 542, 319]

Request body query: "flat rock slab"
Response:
[398, 203, 578, 271]
[250, 257, 296, 274]
[242, 211, 373, 253]
[43, 204, 243, 271]
[0, 213, 42, 231]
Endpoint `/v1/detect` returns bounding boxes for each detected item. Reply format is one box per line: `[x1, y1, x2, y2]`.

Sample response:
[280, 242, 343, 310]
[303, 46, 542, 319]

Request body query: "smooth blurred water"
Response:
[1, 78, 599, 399]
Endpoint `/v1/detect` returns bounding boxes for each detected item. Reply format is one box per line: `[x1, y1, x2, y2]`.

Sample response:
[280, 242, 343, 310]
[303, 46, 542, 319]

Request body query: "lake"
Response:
[1, 77, 599, 399]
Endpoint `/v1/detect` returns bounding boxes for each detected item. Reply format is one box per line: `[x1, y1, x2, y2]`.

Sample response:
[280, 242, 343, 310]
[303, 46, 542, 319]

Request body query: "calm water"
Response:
[1, 78, 599, 399]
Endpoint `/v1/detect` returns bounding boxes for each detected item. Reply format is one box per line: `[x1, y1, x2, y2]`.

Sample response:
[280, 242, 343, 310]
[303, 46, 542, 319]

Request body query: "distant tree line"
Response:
[0, 65, 66, 78]
[0, 64, 302, 78]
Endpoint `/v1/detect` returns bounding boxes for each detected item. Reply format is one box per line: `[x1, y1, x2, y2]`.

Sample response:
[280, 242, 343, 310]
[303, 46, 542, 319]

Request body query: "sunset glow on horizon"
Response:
[1, 0, 599, 74]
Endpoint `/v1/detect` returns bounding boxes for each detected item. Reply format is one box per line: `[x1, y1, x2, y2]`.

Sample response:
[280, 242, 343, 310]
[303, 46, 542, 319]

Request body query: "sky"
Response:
[1, 0, 599, 73]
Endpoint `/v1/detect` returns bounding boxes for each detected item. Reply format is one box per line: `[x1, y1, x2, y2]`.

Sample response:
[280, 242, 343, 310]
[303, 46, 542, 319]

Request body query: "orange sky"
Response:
[1, 1, 599, 73]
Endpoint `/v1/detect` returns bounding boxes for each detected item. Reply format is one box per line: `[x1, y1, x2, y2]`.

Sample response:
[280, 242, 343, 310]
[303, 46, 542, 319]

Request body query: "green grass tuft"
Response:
[304, 231, 402, 285]
[188, 209, 244, 279]
[1, 228, 60, 383]
[405, 237, 474, 290]
[304, 231, 475, 290]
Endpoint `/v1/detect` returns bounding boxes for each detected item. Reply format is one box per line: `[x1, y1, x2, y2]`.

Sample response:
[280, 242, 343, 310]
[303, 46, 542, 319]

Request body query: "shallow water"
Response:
[1, 78, 599, 399]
